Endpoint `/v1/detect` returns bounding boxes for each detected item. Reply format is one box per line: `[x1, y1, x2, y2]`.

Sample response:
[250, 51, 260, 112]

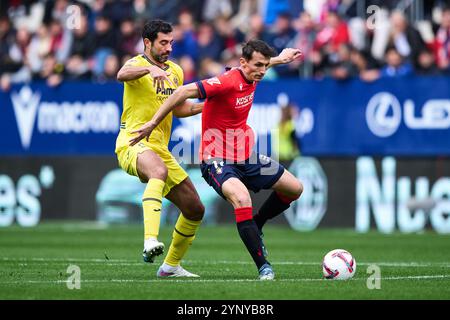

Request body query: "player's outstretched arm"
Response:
[173, 101, 204, 118]
[129, 82, 200, 146]
[117, 64, 174, 85]
[268, 48, 303, 68]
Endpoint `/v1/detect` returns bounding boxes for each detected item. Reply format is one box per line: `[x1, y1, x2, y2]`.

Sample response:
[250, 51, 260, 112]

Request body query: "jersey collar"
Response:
[141, 53, 170, 71]
[237, 68, 254, 85]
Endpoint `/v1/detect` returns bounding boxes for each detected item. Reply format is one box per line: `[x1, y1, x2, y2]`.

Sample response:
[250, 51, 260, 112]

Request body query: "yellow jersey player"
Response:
[115, 20, 204, 277]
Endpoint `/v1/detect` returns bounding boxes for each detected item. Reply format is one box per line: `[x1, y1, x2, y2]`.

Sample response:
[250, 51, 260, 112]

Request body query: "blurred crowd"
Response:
[1, 0, 450, 90]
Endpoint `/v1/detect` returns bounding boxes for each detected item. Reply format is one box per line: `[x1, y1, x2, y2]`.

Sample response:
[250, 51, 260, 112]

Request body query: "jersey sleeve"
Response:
[172, 64, 184, 87]
[195, 72, 233, 99]
[123, 57, 141, 68]
[122, 57, 145, 85]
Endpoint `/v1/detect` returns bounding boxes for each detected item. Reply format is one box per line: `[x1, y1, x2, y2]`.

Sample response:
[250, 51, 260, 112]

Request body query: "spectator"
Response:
[214, 16, 244, 52]
[349, 48, 381, 82]
[95, 53, 120, 82]
[148, 0, 180, 24]
[380, 46, 414, 78]
[314, 10, 352, 78]
[47, 0, 71, 26]
[328, 44, 358, 80]
[69, 13, 94, 59]
[319, 0, 342, 23]
[171, 10, 198, 61]
[230, 0, 261, 34]
[244, 13, 271, 42]
[117, 18, 140, 59]
[267, 12, 296, 53]
[0, 15, 21, 75]
[198, 57, 223, 78]
[27, 24, 51, 74]
[203, 0, 233, 22]
[267, 12, 297, 77]
[178, 55, 198, 83]
[197, 22, 223, 62]
[65, 54, 92, 80]
[93, 15, 117, 51]
[48, 19, 72, 63]
[90, 0, 109, 26]
[415, 48, 441, 75]
[9, 27, 31, 66]
[220, 45, 240, 68]
[1, 26, 32, 91]
[63, 11, 94, 79]
[177, 0, 205, 23]
[315, 10, 350, 54]
[291, 11, 317, 77]
[434, 7, 450, 72]
[92, 14, 117, 77]
[106, 0, 133, 26]
[264, 0, 299, 26]
[386, 10, 427, 62]
[32, 53, 64, 87]
[131, 0, 152, 26]
[2, 0, 449, 83]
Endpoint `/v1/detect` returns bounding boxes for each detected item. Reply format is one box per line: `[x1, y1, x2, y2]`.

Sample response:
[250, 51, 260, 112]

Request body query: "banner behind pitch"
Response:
[1, 76, 449, 156]
[1, 157, 448, 233]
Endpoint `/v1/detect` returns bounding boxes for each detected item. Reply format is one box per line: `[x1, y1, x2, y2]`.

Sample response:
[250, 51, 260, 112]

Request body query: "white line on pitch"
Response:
[1, 258, 450, 268]
[1, 274, 450, 285]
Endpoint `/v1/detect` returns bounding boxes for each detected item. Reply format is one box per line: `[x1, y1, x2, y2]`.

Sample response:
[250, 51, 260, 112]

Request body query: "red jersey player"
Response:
[130, 40, 303, 280]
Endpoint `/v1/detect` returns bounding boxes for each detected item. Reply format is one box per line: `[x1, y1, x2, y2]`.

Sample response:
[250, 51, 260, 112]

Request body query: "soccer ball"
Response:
[322, 249, 356, 280]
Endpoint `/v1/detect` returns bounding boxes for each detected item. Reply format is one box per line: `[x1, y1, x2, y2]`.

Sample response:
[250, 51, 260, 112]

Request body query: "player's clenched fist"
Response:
[278, 48, 303, 63]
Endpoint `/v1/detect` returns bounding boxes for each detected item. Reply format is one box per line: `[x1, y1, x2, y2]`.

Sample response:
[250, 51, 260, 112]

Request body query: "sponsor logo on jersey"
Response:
[235, 92, 254, 108]
[156, 87, 175, 95]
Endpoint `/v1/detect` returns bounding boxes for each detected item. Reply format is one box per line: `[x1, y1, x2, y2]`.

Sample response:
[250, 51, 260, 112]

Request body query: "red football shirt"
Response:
[196, 68, 257, 162]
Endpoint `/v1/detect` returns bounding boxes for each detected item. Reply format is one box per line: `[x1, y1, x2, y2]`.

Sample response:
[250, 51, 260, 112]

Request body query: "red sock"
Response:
[234, 207, 253, 223]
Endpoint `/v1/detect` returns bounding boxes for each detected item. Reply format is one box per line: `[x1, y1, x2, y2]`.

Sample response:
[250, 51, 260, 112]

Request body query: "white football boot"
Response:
[142, 238, 165, 263]
[156, 263, 200, 278]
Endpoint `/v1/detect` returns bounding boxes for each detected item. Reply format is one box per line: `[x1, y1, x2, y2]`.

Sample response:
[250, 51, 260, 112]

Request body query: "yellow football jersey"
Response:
[115, 54, 183, 150]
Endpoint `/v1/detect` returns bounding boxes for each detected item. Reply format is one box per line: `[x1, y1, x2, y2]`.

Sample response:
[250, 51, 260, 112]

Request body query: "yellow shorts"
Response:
[116, 136, 188, 197]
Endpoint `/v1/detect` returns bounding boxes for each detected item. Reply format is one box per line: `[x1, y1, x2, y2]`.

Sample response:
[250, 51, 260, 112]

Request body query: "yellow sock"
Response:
[164, 214, 202, 267]
[142, 178, 165, 240]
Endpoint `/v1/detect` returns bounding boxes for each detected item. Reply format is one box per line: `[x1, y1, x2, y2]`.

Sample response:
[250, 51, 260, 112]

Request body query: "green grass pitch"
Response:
[0, 222, 449, 300]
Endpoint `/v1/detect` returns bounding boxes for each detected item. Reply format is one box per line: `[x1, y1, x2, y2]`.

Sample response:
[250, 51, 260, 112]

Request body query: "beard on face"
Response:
[151, 47, 169, 63]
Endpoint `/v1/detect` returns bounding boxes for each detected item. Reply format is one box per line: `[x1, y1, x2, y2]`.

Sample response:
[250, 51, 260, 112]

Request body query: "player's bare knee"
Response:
[288, 180, 303, 200]
[196, 202, 205, 219]
[233, 194, 252, 208]
[150, 164, 168, 181]
[185, 201, 205, 221]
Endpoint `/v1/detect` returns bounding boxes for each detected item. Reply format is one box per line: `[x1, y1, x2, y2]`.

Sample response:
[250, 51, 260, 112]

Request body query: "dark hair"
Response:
[385, 46, 400, 56]
[142, 19, 173, 43]
[242, 39, 277, 60]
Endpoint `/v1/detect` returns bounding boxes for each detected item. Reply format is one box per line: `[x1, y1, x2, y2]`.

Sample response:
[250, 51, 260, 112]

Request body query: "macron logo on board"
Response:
[9, 86, 120, 150]
[11, 86, 41, 149]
